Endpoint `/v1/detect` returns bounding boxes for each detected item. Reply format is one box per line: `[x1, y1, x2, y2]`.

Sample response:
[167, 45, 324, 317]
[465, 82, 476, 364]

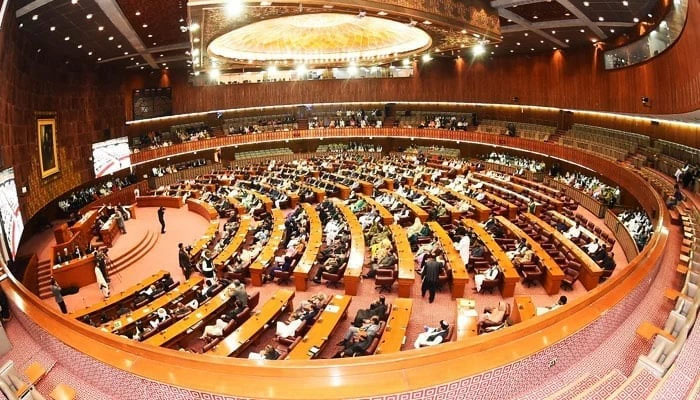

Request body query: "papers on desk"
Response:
[308, 346, 320, 356]
[463, 309, 478, 317]
[325, 305, 340, 313]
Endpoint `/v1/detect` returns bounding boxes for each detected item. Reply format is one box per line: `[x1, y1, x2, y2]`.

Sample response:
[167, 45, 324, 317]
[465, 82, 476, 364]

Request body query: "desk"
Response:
[358, 194, 393, 225]
[475, 172, 562, 211]
[413, 187, 461, 223]
[321, 179, 350, 199]
[300, 183, 326, 203]
[636, 321, 676, 342]
[441, 186, 490, 222]
[144, 282, 236, 347]
[136, 196, 184, 208]
[293, 204, 322, 291]
[496, 216, 564, 295]
[190, 221, 220, 258]
[69, 208, 100, 242]
[187, 199, 218, 220]
[375, 298, 413, 354]
[209, 289, 295, 357]
[525, 213, 602, 290]
[250, 209, 286, 286]
[106, 276, 204, 333]
[246, 189, 273, 213]
[214, 215, 252, 266]
[52, 254, 97, 289]
[428, 222, 468, 299]
[380, 189, 429, 222]
[456, 298, 478, 340]
[548, 211, 598, 243]
[332, 199, 365, 295]
[49, 383, 76, 400]
[286, 294, 352, 360]
[509, 296, 536, 324]
[100, 215, 120, 247]
[23, 362, 46, 385]
[390, 224, 415, 298]
[463, 219, 519, 297]
[482, 192, 518, 220]
[70, 270, 168, 319]
[53, 223, 72, 244]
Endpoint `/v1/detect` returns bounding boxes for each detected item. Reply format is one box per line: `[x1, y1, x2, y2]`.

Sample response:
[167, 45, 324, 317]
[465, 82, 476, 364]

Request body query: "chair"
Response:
[561, 262, 581, 290]
[522, 265, 544, 287]
[375, 267, 397, 293]
[322, 264, 347, 288]
[479, 271, 502, 294]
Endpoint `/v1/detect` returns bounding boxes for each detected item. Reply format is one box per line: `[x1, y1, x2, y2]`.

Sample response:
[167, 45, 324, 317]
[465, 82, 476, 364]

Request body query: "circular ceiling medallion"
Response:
[208, 13, 433, 65]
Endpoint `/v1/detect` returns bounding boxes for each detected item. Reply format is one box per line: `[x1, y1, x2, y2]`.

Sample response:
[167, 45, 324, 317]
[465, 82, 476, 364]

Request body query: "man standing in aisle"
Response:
[178, 243, 192, 279]
[50, 278, 67, 314]
[157, 206, 166, 233]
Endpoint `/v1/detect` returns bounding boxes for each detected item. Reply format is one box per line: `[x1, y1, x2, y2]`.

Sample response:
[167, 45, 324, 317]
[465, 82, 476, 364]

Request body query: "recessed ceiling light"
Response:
[622, 0, 629, 5]
[130, 57, 134, 60]
[160, 54, 164, 57]
[580, 29, 585, 32]
[633, 17, 639, 22]
[98, 26, 104, 31]
[50, 26, 55, 31]
[108, 36, 114, 40]
[86, 14, 93, 19]
[153, 42, 157, 45]
[598, 16, 604, 21]
[495, 44, 499, 48]
[540, 40, 544, 43]
[490, 51, 494, 55]
[551, 30, 556, 34]
[165, 67, 169, 70]
[18, 23, 23, 28]
[117, 44, 122, 48]
[524, 33, 529, 36]
[583, 1, 589, 6]
[88, 51, 93, 55]
[142, 24, 148, 28]
[377, 11, 387, 16]
[64, 36, 70, 41]
[533, 15, 538, 19]
[148, 34, 153, 38]
[647, 13, 653, 18]
[565, 39, 570, 43]
[516, 42, 520, 46]
[32, 14, 38, 20]
[71, 0, 78, 4]
[179, 18, 185, 23]
[162, 63, 167, 66]
[124, 51, 128, 55]
[37, 48, 41, 53]
[140, 66, 144, 69]
[77, 44, 82, 48]
[510, 50, 514, 53]
[553, 47, 557, 50]
[135, 11, 141, 16]
[565, 12, 570, 16]
[591, 38, 598, 43]
[98, 57, 102, 61]
[610, 28, 615, 33]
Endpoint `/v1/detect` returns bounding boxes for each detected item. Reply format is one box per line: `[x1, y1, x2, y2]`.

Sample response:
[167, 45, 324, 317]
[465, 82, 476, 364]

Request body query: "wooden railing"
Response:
[150, 163, 222, 189]
[544, 177, 606, 218]
[604, 209, 640, 261]
[78, 181, 149, 214]
[3, 128, 670, 400]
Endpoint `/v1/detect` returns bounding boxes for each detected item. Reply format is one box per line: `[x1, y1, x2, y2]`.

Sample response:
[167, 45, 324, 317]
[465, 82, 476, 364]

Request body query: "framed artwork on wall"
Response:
[37, 117, 59, 178]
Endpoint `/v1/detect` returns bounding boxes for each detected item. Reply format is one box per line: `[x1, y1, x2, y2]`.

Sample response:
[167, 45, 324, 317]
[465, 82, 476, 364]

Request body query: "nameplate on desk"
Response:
[308, 346, 320, 356]
[325, 305, 340, 313]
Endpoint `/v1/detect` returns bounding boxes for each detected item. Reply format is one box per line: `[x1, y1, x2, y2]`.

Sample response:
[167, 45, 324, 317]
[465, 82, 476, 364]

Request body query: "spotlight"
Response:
[225, 0, 244, 17]
[472, 43, 486, 57]
[421, 54, 432, 62]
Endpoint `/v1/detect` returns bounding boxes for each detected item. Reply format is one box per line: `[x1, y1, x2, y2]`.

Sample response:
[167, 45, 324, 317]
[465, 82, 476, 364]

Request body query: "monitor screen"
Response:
[0, 168, 24, 259]
[92, 137, 131, 178]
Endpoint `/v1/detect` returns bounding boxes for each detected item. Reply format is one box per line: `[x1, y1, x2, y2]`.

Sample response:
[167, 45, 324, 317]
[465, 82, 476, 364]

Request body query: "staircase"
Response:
[547, 373, 600, 400]
[545, 369, 652, 400]
[37, 230, 159, 299]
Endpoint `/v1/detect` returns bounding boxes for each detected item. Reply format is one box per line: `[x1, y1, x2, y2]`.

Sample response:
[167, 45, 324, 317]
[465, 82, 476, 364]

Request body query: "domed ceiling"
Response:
[207, 13, 433, 66]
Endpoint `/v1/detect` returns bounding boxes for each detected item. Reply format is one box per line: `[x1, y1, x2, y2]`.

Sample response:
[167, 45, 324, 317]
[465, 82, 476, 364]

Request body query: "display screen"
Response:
[92, 137, 131, 178]
[0, 168, 24, 259]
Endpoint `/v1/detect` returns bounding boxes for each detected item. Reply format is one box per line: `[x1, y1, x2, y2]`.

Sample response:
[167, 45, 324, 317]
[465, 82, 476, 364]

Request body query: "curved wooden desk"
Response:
[440, 185, 491, 222]
[390, 224, 415, 298]
[286, 294, 352, 360]
[380, 189, 429, 222]
[213, 215, 252, 266]
[358, 194, 394, 225]
[51, 254, 97, 289]
[250, 208, 286, 286]
[332, 199, 365, 295]
[375, 298, 413, 354]
[187, 199, 218, 221]
[4, 129, 671, 400]
[463, 219, 519, 297]
[136, 196, 184, 209]
[428, 222, 469, 299]
[293, 204, 322, 291]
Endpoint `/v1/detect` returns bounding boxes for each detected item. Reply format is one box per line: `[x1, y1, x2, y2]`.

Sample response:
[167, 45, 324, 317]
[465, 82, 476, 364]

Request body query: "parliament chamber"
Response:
[0, 0, 699, 399]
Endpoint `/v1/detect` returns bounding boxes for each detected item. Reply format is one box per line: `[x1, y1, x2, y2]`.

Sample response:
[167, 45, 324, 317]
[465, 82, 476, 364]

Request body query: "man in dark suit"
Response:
[178, 243, 192, 279]
[157, 206, 166, 233]
[421, 255, 443, 303]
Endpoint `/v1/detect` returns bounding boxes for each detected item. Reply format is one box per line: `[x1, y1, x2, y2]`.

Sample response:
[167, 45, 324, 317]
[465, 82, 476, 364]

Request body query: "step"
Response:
[687, 376, 700, 400]
[37, 230, 157, 299]
[547, 373, 599, 400]
[572, 369, 626, 400]
[607, 368, 658, 400]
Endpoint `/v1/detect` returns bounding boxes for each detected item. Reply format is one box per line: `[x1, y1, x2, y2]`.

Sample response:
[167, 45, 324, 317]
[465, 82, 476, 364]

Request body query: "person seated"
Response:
[506, 238, 527, 260]
[414, 320, 451, 348]
[312, 255, 346, 283]
[470, 243, 486, 258]
[263, 255, 295, 283]
[513, 245, 534, 266]
[171, 301, 193, 319]
[554, 220, 568, 233]
[249, 344, 281, 360]
[564, 222, 582, 240]
[338, 317, 381, 357]
[230, 280, 248, 307]
[583, 239, 601, 256]
[474, 264, 500, 292]
[536, 296, 567, 315]
[199, 317, 230, 340]
[352, 296, 388, 326]
[149, 308, 170, 330]
[197, 279, 217, 303]
[477, 301, 508, 334]
[275, 302, 319, 338]
[363, 252, 397, 278]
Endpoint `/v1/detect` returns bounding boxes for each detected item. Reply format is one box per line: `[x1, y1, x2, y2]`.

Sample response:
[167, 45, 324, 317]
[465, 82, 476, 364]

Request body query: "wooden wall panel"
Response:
[122, 0, 700, 146]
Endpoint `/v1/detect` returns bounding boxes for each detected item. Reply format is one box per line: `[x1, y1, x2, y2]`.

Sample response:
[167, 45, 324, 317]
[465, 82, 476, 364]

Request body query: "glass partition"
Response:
[603, 0, 688, 69]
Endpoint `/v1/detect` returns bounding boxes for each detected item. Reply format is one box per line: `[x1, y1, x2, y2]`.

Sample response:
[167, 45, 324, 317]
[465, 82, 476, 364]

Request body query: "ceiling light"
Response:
[32, 14, 38, 20]
[633, 17, 639, 22]
[179, 18, 185, 23]
[565, 12, 570, 16]
[553, 47, 557, 50]
[50, 26, 55, 31]
[98, 26, 104, 31]
[580, 29, 585, 32]
[88, 51, 93, 55]
[135, 11, 141, 16]
[533, 15, 538, 19]
[162, 63, 167, 66]
[37, 48, 41, 52]
[531, 48, 534, 51]
[551, 30, 556, 34]
[160, 54, 164, 57]
[97, 57, 102, 61]
[516, 42, 521, 46]
[472, 43, 486, 56]
[86, 14, 93, 19]
[378, 11, 388, 16]
[524, 33, 529, 36]
[117, 44, 122, 48]
[77, 44, 82, 48]
[108, 36, 114, 40]
[71, 0, 78, 3]
[591, 38, 598, 43]
[421, 54, 432, 62]
[140, 66, 144, 70]
[18, 23, 23, 28]
[565, 39, 570, 43]
[647, 13, 653, 18]
[598, 16, 604, 21]
[622, 0, 628, 5]
[190, 23, 200, 32]
[225, 0, 244, 17]
[130, 57, 134, 60]
[142, 24, 148, 28]
[583, 1, 589, 5]
[124, 51, 129, 55]
[610, 28, 615, 33]
[510, 50, 514, 53]
[64, 36, 70, 41]
[153, 42, 157, 45]
[148, 34, 153, 37]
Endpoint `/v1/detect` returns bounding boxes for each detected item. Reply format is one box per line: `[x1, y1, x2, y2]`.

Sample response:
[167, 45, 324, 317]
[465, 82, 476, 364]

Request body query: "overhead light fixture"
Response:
[97, 57, 102, 61]
[135, 11, 141, 16]
[598, 16, 604, 21]
[64, 36, 70, 41]
[142, 24, 148, 28]
[421, 54, 432, 62]
[98, 26, 104, 31]
[88, 51, 93, 55]
[622, 0, 629, 5]
[633, 17, 639, 22]
[117, 44, 122, 48]
[71, 0, 78, 3]
[50, 26, 55, 31]
[32, 14, 38, 20]
[86, 14, 93, 19]
[148, 34, 153, 37]
[124, 51, 129, 55]
[77, 44, 82, 48]
[378, 11, 388, 16]
[472, 43, 486, 56]
[225, 0, 244, 17]
[583, 1, 589, 5]
[108, 36, 114, 40]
